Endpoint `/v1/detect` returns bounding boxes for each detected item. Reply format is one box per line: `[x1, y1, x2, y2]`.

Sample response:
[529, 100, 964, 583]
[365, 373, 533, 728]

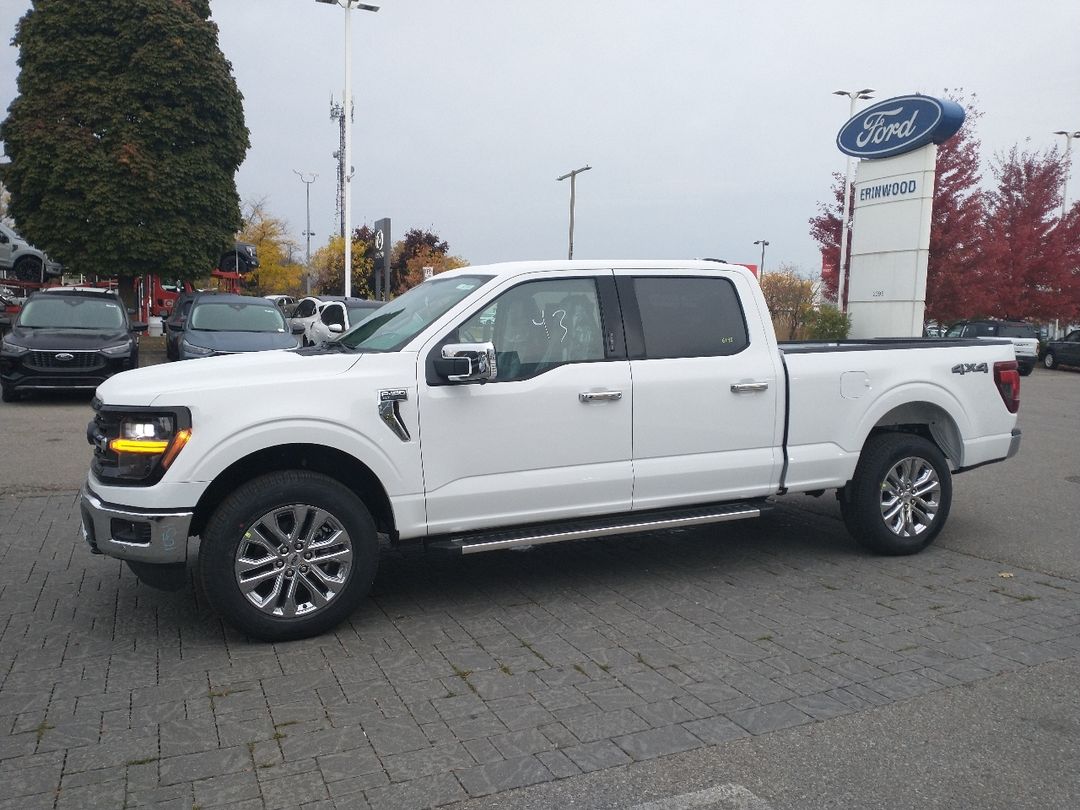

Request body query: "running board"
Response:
[426, 500, 770, 555]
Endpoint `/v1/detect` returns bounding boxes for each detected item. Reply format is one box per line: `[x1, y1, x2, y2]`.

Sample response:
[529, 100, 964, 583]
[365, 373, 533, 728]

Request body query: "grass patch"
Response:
[34, 721, 54, 742]
[755, 635, 774, 643]
[822, 583, 840, 591]
[520, 640, 551, 667]
[499, 664, 513, 676]
[125, 756, 159, 766]
[993, 589, 1039, 602]
[572, 663, 588, 677]
[1035, 580, 1069, 591]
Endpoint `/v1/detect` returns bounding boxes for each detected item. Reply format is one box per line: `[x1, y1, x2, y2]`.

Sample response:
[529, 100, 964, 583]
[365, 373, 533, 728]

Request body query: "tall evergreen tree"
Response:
[0, 0, 249, 286]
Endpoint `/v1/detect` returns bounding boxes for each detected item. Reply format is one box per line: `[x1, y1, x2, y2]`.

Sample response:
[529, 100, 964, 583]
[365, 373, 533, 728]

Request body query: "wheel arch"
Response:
[190, 443, 395, 540]
[862, 400, 963, 470]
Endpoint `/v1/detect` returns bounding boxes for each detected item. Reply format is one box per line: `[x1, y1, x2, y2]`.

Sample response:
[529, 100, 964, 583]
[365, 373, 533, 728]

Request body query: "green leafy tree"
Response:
[804, 305, 852, 340]
[0, 0, 248, 297]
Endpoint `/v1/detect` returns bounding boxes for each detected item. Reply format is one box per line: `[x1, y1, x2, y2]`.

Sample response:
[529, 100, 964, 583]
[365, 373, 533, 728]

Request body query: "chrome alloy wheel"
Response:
[234, 504, 353, 617]
[879, 456, 941, 537]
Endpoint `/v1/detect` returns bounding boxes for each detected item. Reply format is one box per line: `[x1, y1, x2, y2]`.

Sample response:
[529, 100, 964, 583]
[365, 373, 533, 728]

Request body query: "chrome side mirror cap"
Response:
[436, 342, 497, 383]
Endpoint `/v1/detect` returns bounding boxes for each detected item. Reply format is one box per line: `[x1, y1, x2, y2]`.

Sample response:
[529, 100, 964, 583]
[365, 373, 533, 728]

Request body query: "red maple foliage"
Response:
[808, 172, 846, 304]
[923, 102, 987, 324]
[982, 146, 1075, 322]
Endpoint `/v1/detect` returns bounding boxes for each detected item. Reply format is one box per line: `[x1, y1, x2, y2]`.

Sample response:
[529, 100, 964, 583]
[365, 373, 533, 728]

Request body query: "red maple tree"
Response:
[981, 146, 1071, 321]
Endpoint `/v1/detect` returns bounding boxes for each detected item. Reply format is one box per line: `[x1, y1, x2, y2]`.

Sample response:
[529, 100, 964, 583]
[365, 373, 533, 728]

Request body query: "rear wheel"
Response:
[198, 471, 379, 641]
[839, 433, 952, 555]
[1043, 350, 1057, 369]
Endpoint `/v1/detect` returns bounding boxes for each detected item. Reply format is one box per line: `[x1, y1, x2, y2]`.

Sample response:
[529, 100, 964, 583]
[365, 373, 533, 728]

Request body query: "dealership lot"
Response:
[0, 370, 1078, 808]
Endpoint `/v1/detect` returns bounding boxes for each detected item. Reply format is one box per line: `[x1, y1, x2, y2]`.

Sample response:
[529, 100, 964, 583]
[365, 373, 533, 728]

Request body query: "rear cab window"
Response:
[627, 276, 749, 359]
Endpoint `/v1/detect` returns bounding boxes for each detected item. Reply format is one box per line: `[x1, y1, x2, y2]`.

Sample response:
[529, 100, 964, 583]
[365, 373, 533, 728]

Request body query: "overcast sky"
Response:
[1, 0, 1078, 276]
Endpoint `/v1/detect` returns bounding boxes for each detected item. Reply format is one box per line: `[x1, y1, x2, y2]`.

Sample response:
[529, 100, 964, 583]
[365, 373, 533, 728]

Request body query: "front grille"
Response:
[26, 350, 104, 371]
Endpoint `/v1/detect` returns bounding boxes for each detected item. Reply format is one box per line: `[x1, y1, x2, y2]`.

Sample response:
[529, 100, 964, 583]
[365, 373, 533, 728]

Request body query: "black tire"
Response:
[839, 433, 952, 556]
[1043, 350, 1057, 370]
[198, 470, 379, 641]
[13, 255, 42, 282]
[1, 383, 17, 403]
[1018, 363, 1033, 377]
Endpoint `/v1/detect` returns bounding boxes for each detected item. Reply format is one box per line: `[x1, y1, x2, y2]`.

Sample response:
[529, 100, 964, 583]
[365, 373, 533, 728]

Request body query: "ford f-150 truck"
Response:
[80, 260, 1022, 641]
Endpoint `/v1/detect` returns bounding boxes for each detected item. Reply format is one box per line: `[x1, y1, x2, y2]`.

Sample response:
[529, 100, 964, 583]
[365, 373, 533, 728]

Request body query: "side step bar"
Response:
[426, 499, 770, 555]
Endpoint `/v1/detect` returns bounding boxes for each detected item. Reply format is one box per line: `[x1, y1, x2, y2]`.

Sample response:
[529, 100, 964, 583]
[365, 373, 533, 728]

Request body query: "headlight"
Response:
[101, 340, 134, 356]
[1, 337, 28, 355]
[89, 406, 192, 485]
[181, 339, 214, 357]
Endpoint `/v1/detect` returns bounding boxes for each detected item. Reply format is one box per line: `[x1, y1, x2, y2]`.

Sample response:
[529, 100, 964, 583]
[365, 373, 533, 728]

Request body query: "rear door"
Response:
[614, 270, 784, 510]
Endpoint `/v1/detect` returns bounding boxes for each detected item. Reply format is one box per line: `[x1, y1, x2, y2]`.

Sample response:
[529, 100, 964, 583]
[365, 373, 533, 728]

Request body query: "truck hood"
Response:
[96, 349, 362, 406]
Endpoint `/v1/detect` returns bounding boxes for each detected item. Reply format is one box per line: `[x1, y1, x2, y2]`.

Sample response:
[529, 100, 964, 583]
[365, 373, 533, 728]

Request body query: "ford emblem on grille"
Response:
[55, 353, 75, 361]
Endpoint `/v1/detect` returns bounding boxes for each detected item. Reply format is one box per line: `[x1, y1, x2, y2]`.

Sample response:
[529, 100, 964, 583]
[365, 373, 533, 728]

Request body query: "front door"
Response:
[418, 271, 632, 535]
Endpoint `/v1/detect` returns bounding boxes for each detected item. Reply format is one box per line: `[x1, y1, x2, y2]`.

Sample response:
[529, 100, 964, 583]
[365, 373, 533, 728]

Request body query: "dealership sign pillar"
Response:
[836, 96, 965, 338]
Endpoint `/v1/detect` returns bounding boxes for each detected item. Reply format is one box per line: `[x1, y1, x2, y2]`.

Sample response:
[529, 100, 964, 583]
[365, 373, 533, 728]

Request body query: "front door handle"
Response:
[579, 391, 623, 403]
[730, 382, 769, 393]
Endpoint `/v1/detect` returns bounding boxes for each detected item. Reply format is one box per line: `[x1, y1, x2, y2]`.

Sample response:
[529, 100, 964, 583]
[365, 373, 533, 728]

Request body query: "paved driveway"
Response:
[0, 369, 1078, 809]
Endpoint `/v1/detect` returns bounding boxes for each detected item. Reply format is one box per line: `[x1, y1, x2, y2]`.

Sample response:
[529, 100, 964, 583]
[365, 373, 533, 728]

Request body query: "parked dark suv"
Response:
[944, 319, 1039, 376]
[0, 288, 145, 401]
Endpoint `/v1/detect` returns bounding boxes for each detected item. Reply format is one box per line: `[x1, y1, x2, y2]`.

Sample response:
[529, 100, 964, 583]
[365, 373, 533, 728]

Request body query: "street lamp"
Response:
[294, 170, 317, 295]
[316, 0, 379, 297]
[1053, 130, 1080, 219]
[556, 165, 591, 259]
[753, 240, 770, 278]
[834, 88, 874, 311]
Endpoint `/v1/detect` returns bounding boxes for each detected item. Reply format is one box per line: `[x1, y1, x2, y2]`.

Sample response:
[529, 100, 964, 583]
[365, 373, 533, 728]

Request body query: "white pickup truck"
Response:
[80, 260, 1022, 641]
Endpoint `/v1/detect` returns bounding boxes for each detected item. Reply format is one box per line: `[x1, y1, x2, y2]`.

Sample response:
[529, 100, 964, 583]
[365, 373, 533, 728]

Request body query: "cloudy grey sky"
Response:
[1, 0, 1078, 275]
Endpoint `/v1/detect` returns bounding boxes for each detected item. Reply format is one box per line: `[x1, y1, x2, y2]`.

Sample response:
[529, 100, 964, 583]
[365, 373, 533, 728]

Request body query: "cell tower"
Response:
[329, 95, 353, 239]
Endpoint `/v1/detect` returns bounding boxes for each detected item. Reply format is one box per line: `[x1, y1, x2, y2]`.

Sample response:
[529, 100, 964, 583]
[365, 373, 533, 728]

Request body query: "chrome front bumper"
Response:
[79, 484, 193, 564]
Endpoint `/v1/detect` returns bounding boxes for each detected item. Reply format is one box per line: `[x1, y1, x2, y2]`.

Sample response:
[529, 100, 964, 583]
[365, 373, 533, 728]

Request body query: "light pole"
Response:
[557, 165, 591, 259]
[753, 240, 769, 278]
[294, 170, 317, 295]
[834, 88, 874, 311]
[316, 0, 379, 297]
[1053, 130, 1080, 219]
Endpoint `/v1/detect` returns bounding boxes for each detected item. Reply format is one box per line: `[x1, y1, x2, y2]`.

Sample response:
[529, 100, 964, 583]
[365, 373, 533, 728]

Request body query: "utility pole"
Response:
[556, 165, 592, 259]
[834, 88, 875, 311]
[294, 170, 317, 295]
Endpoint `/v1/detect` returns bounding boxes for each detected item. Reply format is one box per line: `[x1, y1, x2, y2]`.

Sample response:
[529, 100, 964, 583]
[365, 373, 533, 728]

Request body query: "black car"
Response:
[163, 290, 218, 361]
[176, 294, 303, 360]
[1, 288, 145, 401]
[1041, 329, 1080, 370]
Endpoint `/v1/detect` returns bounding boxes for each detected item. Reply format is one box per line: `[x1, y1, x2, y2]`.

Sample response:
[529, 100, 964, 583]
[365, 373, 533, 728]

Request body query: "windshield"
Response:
[189, 301, 286, 332]
[18, 296, 126, 329]
[337, 275, 491, 352]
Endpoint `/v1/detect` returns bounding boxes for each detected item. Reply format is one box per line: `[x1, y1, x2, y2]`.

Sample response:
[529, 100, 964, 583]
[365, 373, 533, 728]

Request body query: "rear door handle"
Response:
[730, 382, 769, 393]
[579, 391, 623, 402]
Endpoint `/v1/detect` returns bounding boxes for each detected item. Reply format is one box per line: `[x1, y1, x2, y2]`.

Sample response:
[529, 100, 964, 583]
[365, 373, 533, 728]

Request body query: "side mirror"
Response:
[329, 323, 344, 334]
[290, 323, 306, 335]
[435, 342, 497, 383]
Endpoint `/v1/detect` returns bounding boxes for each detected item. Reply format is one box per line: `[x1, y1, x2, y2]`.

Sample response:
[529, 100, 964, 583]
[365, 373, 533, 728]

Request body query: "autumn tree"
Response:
[392, 228, 458, 294]
[312, 235, 373, 297]
[923, 95, 987, 324]
[808, 172, 847, 304]
[981, 146, 1070, 321]
[759, 265, 817, 340]
[237, 200, 302, 296]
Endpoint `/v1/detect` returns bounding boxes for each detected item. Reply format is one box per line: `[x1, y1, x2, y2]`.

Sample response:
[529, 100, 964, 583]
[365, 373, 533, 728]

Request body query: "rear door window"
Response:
[633, 277, 748, 359]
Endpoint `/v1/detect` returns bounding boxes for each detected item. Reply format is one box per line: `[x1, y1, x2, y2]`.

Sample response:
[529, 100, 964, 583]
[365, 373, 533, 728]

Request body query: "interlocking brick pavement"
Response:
[2, 491, 1079, 808]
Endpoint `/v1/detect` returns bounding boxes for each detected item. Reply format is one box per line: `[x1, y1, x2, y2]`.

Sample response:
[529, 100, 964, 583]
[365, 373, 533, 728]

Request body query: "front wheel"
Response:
[839, 433, 952, 555]
[13, 255, 42, 282]
[1043, 350, 1057, 370]
[199, 471, 379, 641]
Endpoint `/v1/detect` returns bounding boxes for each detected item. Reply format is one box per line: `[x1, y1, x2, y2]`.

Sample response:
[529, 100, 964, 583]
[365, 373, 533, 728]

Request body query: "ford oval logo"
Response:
[55, 352, 74, 361]
[837, 95, 965, 160]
